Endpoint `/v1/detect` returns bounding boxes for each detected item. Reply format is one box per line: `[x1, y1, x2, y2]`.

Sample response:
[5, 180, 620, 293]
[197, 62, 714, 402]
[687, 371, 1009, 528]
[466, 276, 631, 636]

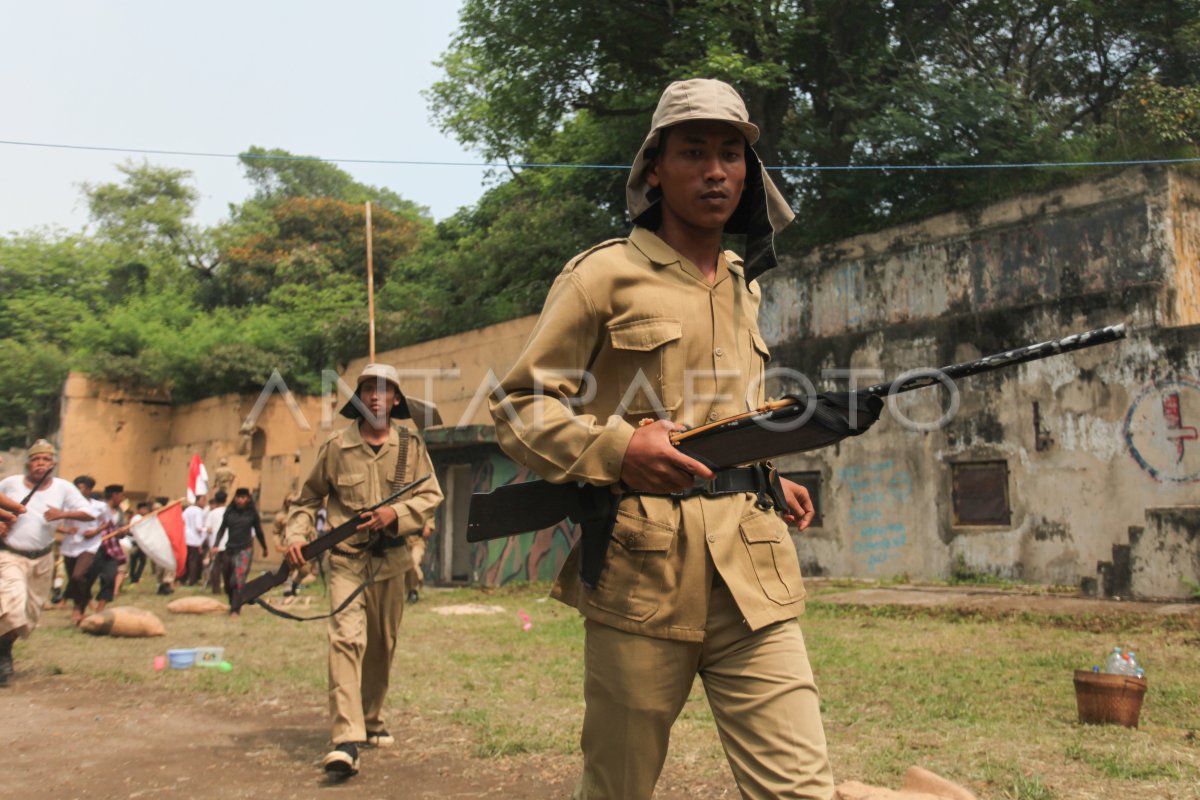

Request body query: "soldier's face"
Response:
[358, 379, 398, 421]
[647, 120, 746, 234]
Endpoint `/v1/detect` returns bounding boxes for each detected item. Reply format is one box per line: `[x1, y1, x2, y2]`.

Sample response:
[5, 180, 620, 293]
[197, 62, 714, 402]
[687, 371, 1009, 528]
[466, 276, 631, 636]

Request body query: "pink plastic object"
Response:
[153, 655, 166, 672]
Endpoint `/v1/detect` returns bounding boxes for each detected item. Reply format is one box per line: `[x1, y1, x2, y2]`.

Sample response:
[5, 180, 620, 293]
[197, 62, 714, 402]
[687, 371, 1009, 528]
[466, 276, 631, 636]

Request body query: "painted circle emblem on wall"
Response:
[1123, 377, 1200, 483]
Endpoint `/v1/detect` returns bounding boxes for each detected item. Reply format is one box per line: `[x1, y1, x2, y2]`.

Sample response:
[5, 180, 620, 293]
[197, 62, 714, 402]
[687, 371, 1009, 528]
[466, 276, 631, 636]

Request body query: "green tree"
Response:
[84, 161, 219, 279]
[431, 0, 1200, 247]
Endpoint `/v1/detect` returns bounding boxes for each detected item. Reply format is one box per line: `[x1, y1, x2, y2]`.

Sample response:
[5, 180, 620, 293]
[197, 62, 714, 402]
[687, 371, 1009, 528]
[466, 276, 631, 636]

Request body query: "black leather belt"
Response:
[662, 464, 785, 511]
[0, 540, 53, 559]
[332, 534, 407, 559]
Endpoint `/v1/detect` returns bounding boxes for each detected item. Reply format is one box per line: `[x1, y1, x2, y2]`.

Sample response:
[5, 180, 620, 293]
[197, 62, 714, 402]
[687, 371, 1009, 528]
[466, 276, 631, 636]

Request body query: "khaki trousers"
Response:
[575, 586, 834, 800]
[327, 559, 406, 744]
[0, 551, 54, 639]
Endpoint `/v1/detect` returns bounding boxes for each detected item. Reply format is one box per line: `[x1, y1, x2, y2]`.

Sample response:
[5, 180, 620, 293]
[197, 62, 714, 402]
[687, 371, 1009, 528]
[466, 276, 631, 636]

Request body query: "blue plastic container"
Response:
[167, 648, 197, 669]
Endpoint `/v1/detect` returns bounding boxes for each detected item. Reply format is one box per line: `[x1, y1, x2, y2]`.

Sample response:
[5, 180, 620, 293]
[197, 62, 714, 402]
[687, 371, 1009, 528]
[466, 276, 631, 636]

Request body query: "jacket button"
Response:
[708, 411, 720, 421]
[706, 534, 716, 543]
[714, 347, 724, 358]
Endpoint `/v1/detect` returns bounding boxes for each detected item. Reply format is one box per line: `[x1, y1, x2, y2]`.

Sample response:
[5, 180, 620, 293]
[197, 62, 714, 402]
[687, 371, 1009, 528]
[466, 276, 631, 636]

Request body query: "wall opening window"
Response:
[781, 471, 823, 528]
[951, 461, 1011, 526]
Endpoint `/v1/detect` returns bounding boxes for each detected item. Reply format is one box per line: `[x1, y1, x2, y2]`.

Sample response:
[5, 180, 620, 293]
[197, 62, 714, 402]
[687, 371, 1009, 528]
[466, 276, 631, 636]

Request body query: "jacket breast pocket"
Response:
[335, 472, 367, 509]
[608, 317, 683, 416]
[739, 510, 805, 605]
[587, 509, 676, 622]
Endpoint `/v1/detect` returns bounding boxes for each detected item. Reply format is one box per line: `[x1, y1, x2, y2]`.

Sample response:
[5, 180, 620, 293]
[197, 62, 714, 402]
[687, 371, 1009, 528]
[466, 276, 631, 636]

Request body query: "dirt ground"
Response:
[2, 673, 586, 800]
[0, 668, 729, 800]
[4, 585, 1195, 799]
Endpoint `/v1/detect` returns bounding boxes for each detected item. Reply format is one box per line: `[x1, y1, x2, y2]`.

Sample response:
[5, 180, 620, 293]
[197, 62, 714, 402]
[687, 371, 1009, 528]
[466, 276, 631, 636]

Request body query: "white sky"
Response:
[0, 1, 490, 236]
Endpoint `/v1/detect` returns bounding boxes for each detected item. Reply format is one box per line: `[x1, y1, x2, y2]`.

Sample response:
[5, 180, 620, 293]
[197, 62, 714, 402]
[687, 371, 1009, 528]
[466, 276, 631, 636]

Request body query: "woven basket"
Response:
[1073, 670, 1147, 728]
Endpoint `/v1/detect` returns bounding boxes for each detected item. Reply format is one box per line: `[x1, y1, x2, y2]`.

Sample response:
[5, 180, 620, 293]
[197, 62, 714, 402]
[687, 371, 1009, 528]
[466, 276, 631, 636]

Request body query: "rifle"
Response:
[467, 323, 1126, 588]
[236, 475, 429, 612]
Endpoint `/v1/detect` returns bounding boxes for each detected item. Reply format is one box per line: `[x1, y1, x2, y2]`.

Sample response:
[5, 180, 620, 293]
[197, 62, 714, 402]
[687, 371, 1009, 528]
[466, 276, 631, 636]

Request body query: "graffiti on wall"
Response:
[840, 459, 912, 572]
[833, 263, 865, 328]
[472, 454, 579, 587]
[1124, 377, 1200, 483]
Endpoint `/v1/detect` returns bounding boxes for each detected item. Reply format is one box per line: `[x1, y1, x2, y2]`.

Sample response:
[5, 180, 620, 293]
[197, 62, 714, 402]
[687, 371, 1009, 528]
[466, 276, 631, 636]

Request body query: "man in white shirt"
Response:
[204, 491, 228, 594]
[59, 475, 108, 624]
[182, 495, 208, 586]
[0, 440, 94, 685]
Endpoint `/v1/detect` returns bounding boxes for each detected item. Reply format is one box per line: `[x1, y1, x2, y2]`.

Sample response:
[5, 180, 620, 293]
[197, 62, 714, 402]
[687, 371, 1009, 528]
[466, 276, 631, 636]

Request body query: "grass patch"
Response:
[14, 578, 1200, 799]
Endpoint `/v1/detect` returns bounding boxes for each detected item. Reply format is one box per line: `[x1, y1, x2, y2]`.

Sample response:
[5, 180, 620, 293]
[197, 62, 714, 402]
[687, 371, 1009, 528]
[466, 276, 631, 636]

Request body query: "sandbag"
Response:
[167, 596, 229, 615]
[79, 607, 166, 638]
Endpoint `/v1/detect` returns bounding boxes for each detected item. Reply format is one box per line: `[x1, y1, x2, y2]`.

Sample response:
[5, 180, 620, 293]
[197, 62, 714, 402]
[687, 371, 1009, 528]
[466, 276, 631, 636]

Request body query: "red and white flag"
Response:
[130, 502, 187, 579]
[187, 454, 208, 503]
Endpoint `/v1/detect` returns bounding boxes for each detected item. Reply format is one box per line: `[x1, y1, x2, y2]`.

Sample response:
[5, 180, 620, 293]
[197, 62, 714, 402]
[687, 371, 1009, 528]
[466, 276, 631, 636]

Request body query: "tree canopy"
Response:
[430, 0, 1200, 244]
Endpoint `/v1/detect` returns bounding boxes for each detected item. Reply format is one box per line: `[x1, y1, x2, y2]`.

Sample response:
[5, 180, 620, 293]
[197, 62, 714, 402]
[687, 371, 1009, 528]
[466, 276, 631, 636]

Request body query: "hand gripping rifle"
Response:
[467, 323, 1126, 588]
[236, 475, 429, 616]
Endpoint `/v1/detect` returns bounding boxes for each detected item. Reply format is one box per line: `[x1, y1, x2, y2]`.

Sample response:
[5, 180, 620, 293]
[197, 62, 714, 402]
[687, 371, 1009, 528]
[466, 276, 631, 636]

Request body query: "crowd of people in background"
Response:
[0, 436, 438, 694]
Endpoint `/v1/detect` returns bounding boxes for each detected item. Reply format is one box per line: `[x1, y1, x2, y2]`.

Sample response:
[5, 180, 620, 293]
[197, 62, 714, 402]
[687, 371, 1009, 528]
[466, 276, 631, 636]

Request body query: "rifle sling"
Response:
[253, 547, 383, 622]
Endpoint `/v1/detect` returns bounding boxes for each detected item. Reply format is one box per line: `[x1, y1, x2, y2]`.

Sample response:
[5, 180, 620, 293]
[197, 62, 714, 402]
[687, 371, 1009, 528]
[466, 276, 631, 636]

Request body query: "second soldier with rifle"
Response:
[283, 363, 443, 776]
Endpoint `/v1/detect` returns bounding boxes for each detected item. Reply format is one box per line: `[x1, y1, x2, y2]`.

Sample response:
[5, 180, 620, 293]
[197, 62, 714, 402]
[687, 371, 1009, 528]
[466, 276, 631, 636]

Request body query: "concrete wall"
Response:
[1131, 507, 1200, 598]
[761, 166, 1200, 598]
[56, 374, 172, 499]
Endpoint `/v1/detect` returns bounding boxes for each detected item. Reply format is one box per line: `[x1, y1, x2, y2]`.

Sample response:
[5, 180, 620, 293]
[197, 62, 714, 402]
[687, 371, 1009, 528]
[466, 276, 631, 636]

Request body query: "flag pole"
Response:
[365, 201, 376, 362]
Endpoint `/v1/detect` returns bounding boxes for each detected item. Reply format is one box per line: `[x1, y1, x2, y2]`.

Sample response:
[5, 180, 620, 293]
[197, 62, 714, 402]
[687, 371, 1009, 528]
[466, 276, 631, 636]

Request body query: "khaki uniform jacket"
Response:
[285, 422, 444, 583]
[493, 227, 807, 642]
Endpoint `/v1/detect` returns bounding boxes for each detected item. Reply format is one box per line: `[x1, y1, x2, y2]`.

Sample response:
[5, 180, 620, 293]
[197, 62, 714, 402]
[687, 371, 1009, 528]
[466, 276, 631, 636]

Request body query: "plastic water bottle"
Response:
[1105, 646, 1124, 674]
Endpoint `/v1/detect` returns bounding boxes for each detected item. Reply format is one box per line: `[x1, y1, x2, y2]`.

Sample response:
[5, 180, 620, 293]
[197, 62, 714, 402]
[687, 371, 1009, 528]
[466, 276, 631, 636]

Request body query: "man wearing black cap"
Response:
[492, 79, 833, 799]
[285, 363, 443, 776]
[213, 487, 267, 616]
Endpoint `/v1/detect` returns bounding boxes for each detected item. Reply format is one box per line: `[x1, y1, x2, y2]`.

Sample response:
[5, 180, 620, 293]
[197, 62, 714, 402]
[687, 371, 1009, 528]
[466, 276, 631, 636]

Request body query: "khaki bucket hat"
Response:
[338, 363, 444, 430]
[626, 78, 795, 282]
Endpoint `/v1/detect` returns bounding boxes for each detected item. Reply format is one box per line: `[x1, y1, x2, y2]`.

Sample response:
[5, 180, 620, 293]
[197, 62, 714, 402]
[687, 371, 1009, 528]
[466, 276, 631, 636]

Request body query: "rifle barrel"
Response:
[865, 323, 1126, 397]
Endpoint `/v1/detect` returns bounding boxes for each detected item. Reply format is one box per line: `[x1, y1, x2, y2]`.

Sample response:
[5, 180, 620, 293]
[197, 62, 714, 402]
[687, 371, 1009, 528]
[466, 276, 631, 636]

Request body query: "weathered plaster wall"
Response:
[1130, 507, 1200, 598]
[762, 167, 1200, 598]
[57, 374, 172, 498]
[57, 315, 538, 514]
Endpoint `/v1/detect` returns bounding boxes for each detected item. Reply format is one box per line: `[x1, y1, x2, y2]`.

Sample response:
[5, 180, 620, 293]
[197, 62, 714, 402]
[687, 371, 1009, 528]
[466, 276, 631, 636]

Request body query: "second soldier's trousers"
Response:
[574, 585, 834, 800]
[327, 557, 406, 745]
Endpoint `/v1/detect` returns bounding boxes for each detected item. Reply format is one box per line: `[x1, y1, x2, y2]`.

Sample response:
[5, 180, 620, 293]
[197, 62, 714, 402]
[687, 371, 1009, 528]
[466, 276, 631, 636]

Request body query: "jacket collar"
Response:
[628, 226, 736, 287]
[341, 421, 399, 450]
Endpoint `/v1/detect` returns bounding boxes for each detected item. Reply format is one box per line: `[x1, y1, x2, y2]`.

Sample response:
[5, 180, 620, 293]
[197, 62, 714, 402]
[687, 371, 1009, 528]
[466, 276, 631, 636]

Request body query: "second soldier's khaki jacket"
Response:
[286, 422, 444, 583]
[493, 226, 807, 642]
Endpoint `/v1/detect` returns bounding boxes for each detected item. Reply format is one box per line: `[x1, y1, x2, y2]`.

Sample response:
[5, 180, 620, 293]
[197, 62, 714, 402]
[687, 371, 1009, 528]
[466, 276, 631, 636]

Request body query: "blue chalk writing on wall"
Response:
[834, 263, 864, 327]
[839, 460, 912, 572]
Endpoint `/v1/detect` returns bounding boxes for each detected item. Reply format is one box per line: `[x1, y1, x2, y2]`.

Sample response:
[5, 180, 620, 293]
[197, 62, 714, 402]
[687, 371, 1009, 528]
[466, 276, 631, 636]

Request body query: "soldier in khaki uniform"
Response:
[285, 363, 443, 776]
[211, 458, 236, 498]
[492, 79, 834, 799]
